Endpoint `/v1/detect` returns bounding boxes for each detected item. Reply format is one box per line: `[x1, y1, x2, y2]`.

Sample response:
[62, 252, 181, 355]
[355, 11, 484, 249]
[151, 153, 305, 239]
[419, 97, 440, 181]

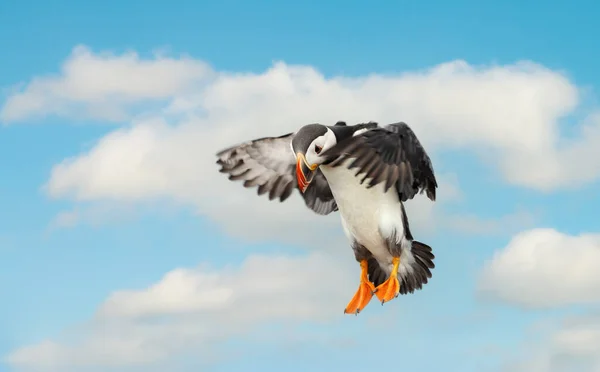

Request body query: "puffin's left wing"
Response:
[216, 133, 338, 215]
[322, 122, 437, 202]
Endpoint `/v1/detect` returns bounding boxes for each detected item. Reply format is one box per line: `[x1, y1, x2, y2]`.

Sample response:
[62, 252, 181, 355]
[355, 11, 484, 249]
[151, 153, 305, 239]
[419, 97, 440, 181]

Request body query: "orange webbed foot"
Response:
[344, 260, 376, 315]
[374, 257, 401, 304]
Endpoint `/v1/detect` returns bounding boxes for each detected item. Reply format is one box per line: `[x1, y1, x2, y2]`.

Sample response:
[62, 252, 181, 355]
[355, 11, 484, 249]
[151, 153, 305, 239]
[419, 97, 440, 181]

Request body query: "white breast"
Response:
[319, 160, 408, 266]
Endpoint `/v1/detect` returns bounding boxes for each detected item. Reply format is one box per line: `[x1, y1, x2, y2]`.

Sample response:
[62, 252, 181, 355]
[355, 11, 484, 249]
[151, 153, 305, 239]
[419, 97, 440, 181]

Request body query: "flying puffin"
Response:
[215, 121, 437, 314]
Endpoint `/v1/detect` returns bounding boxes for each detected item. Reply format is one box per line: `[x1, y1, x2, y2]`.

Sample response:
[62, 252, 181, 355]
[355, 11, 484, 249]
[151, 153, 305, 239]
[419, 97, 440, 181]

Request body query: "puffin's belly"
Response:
[320, 163, 402, 263]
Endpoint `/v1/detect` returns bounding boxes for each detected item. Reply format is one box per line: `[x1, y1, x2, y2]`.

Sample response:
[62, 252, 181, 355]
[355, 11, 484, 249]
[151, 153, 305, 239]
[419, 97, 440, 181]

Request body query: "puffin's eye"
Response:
[314, 144, 322, 154]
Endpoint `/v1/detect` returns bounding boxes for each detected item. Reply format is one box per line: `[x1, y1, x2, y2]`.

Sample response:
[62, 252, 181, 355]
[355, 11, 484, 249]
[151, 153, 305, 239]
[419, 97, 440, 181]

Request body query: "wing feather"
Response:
[216, 133, 338, 214]
[322, 122, 437, 201]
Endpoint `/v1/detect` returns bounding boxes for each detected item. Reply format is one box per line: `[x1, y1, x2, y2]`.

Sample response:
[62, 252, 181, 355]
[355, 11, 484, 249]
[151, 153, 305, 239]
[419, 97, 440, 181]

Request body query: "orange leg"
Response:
[374, 256, 401, 304]
[344, 260, 376, 315]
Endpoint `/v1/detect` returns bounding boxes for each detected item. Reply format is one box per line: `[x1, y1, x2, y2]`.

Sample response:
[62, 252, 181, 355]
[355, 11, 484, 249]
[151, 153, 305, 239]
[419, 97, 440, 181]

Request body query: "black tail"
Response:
[402, 240, 435, 294]
[367, 240, 435, 295]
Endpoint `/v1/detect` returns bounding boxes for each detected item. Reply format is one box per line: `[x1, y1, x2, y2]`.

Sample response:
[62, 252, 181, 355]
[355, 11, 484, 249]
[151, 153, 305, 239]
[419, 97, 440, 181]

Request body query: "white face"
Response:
[305, 128, 337, 166]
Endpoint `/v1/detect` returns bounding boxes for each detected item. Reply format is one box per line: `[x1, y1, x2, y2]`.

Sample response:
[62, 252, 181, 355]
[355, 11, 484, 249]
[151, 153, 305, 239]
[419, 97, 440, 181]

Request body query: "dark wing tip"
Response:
[215, 146, 235, 158]
[424, 181, 437, 201]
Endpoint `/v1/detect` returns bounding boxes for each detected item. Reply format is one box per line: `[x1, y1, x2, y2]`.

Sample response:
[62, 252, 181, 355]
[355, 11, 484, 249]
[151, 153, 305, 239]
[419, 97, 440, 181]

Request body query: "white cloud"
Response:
[478, 228, 600, 309]
[5, 252, 356, 371]
[4, 45, 600, 239]
[1, 45, 212, 123]
[506, 313, 600, 372]
[48, 203, 141, 229]
[445, 209, 537, 236]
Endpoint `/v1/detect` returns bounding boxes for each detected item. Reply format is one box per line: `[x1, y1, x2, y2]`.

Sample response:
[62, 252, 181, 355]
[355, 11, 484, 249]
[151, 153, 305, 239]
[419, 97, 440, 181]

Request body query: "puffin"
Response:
[215, 121, 437, 314]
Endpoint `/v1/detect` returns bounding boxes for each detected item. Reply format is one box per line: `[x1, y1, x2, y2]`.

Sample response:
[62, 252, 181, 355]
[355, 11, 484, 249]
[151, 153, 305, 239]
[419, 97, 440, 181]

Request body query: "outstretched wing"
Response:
[322, 122, 437, 202]
[215, 133, 338, 215]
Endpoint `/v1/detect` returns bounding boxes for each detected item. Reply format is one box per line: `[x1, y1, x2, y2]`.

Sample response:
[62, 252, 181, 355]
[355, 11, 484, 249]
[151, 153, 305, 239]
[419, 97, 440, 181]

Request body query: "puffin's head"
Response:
[291, 124, 337, 193]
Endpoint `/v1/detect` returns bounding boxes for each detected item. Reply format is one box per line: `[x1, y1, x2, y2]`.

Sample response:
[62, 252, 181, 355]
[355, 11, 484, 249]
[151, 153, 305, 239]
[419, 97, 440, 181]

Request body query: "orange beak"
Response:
[296, 153, 317, 193]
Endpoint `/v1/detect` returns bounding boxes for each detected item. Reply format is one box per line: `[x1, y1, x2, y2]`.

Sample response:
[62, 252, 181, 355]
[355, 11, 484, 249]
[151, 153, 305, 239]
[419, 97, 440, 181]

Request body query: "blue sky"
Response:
[1, 1, 600, 372]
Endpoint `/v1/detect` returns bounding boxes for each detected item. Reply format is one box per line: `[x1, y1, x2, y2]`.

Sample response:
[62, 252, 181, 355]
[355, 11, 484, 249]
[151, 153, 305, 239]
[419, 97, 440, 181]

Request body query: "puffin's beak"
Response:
[296, 153, 318, 193]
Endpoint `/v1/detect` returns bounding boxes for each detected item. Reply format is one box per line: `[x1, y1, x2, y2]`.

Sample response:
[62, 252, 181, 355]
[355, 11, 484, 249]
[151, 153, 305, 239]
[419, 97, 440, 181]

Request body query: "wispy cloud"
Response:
[445, 209, 538, 236]
[5, 252, 355, 371]
[1, 45, 213, 123]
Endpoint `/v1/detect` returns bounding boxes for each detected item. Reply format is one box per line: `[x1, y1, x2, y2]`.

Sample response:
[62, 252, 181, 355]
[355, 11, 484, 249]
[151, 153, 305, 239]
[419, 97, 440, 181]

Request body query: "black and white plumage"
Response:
[216, 132, 339, 215]
[325, 122, 437, 201]
[216, 121, 438, 314]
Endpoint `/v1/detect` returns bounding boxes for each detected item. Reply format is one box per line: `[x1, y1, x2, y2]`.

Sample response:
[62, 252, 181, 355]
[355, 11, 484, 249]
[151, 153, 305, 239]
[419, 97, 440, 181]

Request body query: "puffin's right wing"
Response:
[322, 122, 437, 202]
[216, 133, 338, 215]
